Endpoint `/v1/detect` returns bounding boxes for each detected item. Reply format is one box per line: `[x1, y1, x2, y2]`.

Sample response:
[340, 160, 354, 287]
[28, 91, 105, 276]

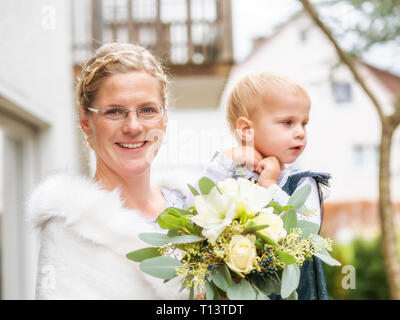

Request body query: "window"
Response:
[353, 145, 379, 167]
[332, 82, 352, 103]
[299, 29, 308, 43]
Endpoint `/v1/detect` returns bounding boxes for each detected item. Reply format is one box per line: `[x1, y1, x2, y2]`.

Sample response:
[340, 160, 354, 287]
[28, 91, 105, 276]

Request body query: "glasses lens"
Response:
[103, 108, 126, 120]
[137, 105, 163, 121]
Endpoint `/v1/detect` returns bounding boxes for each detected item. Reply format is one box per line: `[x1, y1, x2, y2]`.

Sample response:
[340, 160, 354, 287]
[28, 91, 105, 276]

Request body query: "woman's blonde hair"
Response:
[226, 72, 310, 133]
[76, 42, 168, 110]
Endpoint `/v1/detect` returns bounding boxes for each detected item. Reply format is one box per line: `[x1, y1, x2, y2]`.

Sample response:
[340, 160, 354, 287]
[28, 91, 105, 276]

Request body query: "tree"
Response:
[299, 0, 400, 299]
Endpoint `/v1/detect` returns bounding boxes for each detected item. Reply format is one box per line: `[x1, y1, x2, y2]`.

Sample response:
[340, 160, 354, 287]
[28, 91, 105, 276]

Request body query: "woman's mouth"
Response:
[116, 141, 148, 151]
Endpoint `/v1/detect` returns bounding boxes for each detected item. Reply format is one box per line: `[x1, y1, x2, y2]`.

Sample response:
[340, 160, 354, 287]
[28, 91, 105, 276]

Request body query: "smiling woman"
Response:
[26, 43, 189, 300]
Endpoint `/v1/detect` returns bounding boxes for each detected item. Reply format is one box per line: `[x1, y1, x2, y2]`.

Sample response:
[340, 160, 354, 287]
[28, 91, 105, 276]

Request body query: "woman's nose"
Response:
[121, 112, 143, 134]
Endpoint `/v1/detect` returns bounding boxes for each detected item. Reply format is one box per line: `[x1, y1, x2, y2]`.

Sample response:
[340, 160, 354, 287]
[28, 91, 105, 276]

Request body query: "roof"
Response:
[243, 10, 400, 98]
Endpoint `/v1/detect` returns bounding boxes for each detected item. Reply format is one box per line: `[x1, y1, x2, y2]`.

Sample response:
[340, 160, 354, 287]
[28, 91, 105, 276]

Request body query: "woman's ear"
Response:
[79, 107, 92, 138]
[235, 116, 254, 144]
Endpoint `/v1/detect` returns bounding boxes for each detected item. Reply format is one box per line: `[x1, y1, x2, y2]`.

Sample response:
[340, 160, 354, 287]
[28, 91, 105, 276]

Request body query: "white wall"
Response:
[0, 0, 82, 299]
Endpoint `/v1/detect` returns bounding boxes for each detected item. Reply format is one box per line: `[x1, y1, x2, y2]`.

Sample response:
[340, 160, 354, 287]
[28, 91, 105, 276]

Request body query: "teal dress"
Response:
[275, 171, 330, 300]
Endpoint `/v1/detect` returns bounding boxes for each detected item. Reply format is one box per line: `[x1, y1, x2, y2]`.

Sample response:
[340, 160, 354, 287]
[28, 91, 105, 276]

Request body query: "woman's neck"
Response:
[93, 164, 166, 218]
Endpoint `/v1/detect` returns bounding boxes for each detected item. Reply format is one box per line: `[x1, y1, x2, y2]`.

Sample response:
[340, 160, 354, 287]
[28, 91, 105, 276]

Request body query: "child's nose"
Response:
[294, 125, 306, 139]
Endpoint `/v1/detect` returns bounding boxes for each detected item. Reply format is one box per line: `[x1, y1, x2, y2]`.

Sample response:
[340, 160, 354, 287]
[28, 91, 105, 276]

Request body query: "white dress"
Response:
[26, 173, 189, 300]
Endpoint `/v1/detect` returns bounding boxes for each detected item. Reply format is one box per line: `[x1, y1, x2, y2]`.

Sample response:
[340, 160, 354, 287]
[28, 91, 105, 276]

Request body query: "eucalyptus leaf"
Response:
[205, 281, 214, 300]
[139, 233, 170, 246]
[256, 292, 271, 300]
[281, 208, 297, 232]
[296, 220, 320, 237]
[227, 279, 257, 300]
[126, 247, 161, 262]
[280, 264, 300, 299]
[288, 183, 311, 209]
[211, 264, 232, 291]
[198, 177, 217, 195]
[139, 256, 182, 280]
[253, 277, 275, 296]
[168, 235, 204, 244]
[313, 250, 341, 266]
[286, 290, 298, 300]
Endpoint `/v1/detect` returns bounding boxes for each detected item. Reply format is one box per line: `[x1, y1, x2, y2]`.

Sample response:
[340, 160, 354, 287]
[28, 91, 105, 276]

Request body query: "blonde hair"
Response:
[226, 72, 310, 133]
[76, 42, 168, 110]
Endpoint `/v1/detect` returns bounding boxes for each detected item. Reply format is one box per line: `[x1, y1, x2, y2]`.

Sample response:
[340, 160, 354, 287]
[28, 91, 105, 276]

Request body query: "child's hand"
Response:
[256, 156, 281, 188]
[223, 146, 263, 172]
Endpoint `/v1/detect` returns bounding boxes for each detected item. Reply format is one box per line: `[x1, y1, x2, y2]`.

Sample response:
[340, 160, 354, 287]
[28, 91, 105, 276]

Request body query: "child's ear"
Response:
[235, 116, 254, 143]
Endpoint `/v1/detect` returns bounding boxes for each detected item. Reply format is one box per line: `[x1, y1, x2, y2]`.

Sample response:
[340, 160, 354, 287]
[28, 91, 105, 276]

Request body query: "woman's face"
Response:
[80, 71, 167, 178]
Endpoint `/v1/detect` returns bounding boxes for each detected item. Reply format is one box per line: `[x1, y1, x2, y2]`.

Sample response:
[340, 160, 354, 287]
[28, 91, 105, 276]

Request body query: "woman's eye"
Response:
[105, 108, 124, 115]
[139, 107, 157, 114]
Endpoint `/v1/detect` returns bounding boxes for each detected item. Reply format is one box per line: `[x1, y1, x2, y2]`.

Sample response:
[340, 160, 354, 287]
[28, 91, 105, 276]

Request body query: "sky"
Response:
[231, 0, 400, 75]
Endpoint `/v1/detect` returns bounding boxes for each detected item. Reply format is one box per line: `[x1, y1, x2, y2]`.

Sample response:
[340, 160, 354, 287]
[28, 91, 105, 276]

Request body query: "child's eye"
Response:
[282, 120, 292, 126]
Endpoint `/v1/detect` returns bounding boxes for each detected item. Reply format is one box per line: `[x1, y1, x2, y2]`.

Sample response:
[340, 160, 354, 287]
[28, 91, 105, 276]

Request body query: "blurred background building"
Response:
[0, 0, 399, 299]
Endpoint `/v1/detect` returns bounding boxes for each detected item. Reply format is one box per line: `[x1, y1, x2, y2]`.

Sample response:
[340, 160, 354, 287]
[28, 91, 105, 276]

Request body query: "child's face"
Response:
[250, 93, 310, 164]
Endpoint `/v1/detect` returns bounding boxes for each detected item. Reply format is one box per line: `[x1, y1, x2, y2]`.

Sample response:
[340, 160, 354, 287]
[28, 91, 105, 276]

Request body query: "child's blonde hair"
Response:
[226, 72, 310, 133]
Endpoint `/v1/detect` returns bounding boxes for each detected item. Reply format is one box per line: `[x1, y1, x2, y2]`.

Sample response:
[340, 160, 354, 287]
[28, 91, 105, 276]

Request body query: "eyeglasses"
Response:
[85, 104, 166, 122]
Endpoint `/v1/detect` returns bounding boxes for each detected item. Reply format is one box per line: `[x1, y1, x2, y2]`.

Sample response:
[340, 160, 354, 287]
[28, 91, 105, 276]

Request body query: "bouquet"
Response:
[127, 177, 341, 300]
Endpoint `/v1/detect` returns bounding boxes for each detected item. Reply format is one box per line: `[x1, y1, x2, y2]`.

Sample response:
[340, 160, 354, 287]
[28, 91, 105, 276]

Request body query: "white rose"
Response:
[252, 208, 287, 242]
[226, 235, 257, 276]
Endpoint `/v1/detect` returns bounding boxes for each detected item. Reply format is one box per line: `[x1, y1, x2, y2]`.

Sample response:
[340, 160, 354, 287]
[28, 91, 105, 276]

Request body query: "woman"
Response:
[27, 43, 188, 299]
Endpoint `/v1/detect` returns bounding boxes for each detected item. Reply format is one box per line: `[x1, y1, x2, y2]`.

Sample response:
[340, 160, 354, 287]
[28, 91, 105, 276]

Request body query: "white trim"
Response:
[0, 83, 51, 129]
[0, 112, 39, 299]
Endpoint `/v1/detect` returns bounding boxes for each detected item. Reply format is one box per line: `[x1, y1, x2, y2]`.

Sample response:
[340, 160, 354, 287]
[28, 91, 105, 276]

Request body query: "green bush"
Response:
[323, 236, 390, 300]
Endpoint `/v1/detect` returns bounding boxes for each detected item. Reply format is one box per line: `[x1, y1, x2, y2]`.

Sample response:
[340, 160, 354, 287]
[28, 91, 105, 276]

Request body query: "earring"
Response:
[86, 136, 93, 149]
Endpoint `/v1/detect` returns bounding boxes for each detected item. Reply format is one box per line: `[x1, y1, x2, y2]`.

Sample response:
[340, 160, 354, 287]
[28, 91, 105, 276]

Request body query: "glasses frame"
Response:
[84, 105, 167, 122]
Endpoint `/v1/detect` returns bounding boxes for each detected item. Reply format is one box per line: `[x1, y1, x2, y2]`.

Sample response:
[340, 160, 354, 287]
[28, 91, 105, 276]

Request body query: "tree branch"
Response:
[299, 0, 386, 123]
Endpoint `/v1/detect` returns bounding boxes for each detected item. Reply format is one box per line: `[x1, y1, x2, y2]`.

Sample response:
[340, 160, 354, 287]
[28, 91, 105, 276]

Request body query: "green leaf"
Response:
[198, 177, 217, 195]
[139, 233, 170, 246]
[205, 281, 214, 300]
[281, 208, 297, 232]
[211, 264, 232, 291]
[189, 286, 194, 300]
[268, 201, 284, 214]
[296, 220, 320, 237]
[276, 250, 297, 265]
[288, 184, 311, 209]
[139, 256, 182, 280]
[126, 247, 161, 262]
[227, 279, 257, 300]
[280, 264, 300, 299]
[168, 235, 204, 244]
[255, 232, 279, 247]
[156, 213, 182, 230]
[167, 229, 180, 237]
[187, 184, 200, 196]
[244, 223, 270, 234]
